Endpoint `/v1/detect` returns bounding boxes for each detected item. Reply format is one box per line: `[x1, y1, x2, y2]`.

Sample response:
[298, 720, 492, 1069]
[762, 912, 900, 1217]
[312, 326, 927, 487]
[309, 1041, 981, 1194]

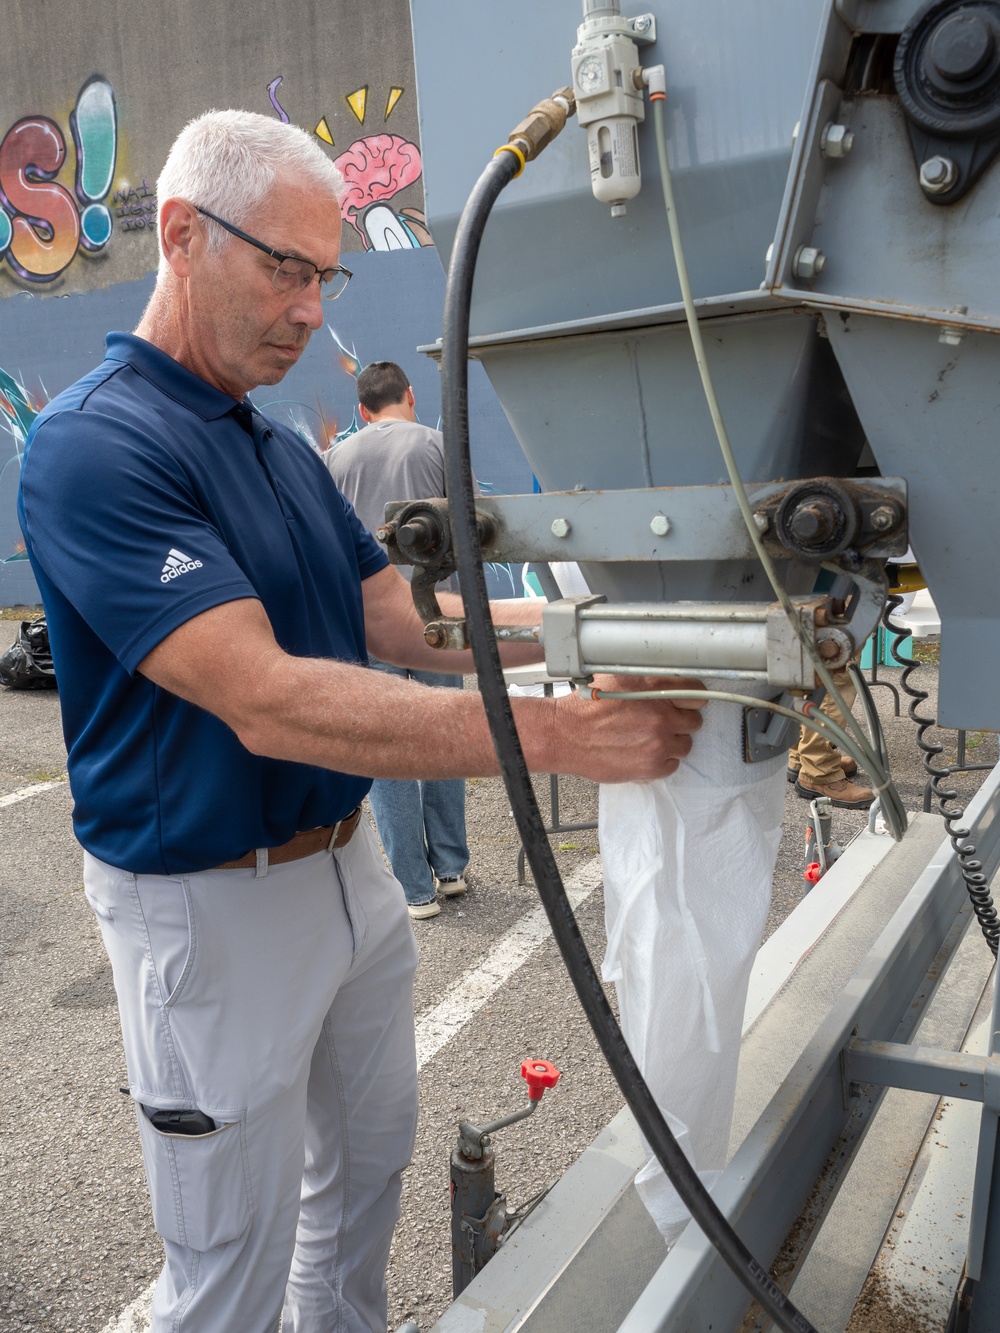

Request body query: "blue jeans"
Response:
[367, 660, 469, 906]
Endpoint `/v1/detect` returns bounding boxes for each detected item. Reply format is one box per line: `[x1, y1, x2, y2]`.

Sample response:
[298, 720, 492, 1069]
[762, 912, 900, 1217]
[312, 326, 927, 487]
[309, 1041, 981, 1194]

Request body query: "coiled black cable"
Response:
[884, 595, 1000, 955]
[440, 149, 817, 1333]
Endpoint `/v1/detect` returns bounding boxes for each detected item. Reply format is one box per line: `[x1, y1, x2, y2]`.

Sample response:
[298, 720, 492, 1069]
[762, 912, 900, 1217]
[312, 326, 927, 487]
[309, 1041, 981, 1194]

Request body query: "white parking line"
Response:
[0, 778, 67, 808]
[99, 854, 605, 1332]
[415, 856, 604, 1067]
[101, 1288, 153, 1333]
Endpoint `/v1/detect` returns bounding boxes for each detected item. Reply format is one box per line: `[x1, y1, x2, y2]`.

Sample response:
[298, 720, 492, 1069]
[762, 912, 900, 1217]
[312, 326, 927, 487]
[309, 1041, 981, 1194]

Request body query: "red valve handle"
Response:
[521, 1058, 561, 1101]
[804, 862, 822, 885]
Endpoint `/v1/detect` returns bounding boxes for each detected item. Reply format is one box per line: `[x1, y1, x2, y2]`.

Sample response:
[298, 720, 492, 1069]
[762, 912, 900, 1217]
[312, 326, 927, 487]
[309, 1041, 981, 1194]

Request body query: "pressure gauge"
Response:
[576, 53, 608, 95]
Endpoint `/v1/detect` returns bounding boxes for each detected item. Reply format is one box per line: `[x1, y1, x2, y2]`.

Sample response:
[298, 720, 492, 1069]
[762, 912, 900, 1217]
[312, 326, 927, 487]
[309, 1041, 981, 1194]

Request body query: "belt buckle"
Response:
[327, 818, 343, 852]
[327, 806, 360, 852]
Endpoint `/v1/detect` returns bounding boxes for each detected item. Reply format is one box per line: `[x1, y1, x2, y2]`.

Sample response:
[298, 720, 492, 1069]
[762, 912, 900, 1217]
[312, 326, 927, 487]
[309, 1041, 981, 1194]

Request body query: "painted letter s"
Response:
[0, 118, 81, 281]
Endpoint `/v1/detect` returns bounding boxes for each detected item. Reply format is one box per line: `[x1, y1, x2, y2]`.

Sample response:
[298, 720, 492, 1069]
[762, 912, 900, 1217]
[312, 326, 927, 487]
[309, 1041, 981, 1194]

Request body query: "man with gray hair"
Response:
[17, 110, 705, 1331]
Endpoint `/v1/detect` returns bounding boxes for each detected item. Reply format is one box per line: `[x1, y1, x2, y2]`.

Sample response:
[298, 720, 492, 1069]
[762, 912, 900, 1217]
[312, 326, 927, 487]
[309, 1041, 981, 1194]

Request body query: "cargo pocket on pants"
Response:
[136, 1108, 251, 1250]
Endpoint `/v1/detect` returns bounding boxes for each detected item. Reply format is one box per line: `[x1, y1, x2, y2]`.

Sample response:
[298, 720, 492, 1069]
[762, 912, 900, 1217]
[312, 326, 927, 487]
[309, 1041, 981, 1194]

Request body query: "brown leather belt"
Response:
[213, 807, 363, 871]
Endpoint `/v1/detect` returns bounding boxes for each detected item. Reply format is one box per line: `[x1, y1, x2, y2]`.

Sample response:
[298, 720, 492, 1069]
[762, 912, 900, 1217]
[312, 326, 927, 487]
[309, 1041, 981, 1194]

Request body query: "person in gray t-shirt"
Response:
[325, 362, 470, 920]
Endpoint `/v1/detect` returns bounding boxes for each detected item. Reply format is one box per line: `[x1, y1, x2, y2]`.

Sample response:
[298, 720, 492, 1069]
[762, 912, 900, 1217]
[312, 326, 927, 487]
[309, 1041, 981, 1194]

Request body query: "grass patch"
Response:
[0, 605, 43, 623]
[910, 639, 940, 665]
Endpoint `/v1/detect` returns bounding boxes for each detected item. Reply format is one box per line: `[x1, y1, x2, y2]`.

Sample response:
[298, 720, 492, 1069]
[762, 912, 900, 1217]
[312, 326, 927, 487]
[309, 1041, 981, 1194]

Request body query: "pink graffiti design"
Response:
[332, 134, 431, 250]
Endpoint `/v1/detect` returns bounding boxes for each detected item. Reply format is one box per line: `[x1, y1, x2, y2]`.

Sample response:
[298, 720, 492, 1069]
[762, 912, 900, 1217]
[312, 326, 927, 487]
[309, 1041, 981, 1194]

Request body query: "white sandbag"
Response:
[599, 683, 785, 1245]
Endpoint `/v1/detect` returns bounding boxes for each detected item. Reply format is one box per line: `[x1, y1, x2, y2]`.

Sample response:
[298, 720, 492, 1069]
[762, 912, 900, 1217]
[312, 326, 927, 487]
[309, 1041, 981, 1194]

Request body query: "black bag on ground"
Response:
[0, 618, 57, 689]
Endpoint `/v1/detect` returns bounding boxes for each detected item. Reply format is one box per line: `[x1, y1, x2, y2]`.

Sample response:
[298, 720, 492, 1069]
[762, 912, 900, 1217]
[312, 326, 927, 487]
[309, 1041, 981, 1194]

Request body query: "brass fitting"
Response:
[507, 87, 576, 161]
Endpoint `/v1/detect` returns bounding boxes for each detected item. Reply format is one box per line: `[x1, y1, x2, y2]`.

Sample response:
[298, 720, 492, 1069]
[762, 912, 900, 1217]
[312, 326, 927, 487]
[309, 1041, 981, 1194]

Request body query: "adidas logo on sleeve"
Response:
[160, 548, 204, 583]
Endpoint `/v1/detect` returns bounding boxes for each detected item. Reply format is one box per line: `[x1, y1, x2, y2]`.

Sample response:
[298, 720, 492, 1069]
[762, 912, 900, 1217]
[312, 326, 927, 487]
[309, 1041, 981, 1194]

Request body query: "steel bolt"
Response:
[788, 499, 838, 544]
[753, 512, 770, 533]
[424, 624, 447, 649]
[815, 627, 853, 666]
[551, 517, 571, 538]
[650, 514, 670, 536]
[870, 505, 898, 532]
[632, 13, 652, 33]
[939, 304, 969, 346]
[792, 245, 827, 281]
[919, 155, 958, 195]
[398, 516, 439, 556]
[820, 122, 854, 159]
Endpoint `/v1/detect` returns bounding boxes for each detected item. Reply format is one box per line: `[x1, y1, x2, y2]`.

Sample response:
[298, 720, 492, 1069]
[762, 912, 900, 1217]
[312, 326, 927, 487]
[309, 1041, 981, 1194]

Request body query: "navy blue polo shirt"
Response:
[18, 332, 389, 874]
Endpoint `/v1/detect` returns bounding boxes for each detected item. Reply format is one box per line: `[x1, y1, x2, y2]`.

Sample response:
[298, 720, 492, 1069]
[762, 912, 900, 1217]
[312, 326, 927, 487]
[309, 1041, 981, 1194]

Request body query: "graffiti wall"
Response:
[0, 0, 530, 604]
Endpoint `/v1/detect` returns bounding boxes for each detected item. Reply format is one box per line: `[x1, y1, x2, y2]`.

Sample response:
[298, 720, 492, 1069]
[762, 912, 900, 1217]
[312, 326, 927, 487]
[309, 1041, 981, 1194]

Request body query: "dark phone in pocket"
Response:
[142, 1105, 217, 1135]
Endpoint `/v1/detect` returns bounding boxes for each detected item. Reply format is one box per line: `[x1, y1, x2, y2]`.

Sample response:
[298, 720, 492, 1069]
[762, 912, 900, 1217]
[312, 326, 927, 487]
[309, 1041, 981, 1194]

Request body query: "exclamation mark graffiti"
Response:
[70, 76, 117, 252]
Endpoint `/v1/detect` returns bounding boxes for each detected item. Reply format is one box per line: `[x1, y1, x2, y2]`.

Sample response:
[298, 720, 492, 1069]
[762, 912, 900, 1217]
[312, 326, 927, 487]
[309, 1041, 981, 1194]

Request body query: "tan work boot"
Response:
[794, 775, 874, 809]
[787, 755, 858, 783]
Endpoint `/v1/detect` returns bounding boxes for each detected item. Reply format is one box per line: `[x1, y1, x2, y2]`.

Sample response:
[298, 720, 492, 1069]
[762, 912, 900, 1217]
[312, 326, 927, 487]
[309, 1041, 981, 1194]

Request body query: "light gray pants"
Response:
[84, 816, 419, 1332]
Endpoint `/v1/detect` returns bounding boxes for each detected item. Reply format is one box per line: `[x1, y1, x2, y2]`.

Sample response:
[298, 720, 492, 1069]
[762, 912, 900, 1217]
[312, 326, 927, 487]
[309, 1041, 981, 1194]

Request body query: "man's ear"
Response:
[405, 387, 415, 410]
[160, 199, 203, 278]
[358, 402, 374, 424]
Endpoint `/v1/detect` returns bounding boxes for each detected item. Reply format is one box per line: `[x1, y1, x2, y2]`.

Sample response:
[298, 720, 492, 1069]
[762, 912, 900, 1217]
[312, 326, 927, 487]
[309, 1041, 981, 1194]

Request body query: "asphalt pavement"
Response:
[0, 657, 994, 1332]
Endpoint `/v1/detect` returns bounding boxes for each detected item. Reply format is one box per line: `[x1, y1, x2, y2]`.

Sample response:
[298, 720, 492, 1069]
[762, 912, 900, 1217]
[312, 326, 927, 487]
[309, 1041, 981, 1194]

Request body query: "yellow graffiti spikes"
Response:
[345, 86, 368, 124]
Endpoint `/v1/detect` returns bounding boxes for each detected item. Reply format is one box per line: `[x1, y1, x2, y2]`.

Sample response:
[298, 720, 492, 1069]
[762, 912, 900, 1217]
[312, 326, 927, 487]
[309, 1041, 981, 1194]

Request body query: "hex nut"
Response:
[870, 505, 898, 532]
[551, 517, 571, 538]
[919, 155, 957, 195]
[814, 627, 852, 668]
[793, 245, 827, 281]
[820, 122, 854, 159]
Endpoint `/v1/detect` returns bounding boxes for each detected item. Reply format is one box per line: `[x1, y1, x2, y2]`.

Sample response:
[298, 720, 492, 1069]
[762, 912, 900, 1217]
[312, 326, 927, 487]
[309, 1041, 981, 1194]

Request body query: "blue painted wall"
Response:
[0, 245, 530, 605]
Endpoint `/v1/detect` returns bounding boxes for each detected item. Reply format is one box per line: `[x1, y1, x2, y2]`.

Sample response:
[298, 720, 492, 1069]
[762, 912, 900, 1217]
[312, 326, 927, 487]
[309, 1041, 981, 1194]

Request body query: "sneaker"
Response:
[787, 756, 858, 783]
[794, 776, 875, 809]
[434, 874, 467, 897]
[407, 898, 441, 920]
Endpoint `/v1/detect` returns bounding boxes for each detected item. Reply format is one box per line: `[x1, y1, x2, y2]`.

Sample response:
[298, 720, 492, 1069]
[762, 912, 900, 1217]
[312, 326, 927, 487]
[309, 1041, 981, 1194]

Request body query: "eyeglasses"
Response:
[195, 205, 352, 299]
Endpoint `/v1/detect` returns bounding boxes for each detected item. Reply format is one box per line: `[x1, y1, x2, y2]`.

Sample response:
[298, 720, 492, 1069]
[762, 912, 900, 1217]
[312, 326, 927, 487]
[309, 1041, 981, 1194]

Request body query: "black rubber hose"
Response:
[440, 151, 818, 1333]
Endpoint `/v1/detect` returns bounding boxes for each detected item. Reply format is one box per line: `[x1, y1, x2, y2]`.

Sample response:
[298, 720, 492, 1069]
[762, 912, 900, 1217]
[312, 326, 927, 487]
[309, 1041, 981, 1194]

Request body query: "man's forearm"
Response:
[140, 597, 705, 786]
[237, 651, 553, 778]
[239, 651, 704, 786]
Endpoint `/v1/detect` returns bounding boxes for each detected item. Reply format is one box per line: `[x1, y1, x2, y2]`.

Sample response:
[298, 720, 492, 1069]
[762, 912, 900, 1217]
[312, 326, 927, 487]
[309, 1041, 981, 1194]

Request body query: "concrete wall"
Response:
[0, 0, 529, 605]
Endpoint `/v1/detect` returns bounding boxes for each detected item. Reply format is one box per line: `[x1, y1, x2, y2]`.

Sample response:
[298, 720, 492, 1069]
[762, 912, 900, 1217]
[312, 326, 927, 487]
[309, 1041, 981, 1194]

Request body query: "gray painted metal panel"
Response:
[402, 480, 903, 566]
[618, 770, 1000, 1330]
[786, 904, 994, 1331]
[844, 1038, 1000, 1107]
[824, 313, 1000, 730]
[410, 0, 826, 337]
[774, 94, 1000, 331]
[477, 310, 865, 605]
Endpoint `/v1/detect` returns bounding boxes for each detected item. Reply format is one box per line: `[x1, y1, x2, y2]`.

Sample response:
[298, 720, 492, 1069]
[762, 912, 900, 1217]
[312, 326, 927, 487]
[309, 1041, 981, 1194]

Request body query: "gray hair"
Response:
[155, 109, 344, 272]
